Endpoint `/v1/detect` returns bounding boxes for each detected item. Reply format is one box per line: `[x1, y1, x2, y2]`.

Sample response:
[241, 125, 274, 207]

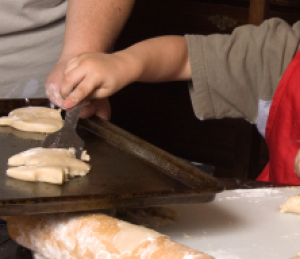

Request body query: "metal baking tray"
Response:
[0, 99, 224, 216]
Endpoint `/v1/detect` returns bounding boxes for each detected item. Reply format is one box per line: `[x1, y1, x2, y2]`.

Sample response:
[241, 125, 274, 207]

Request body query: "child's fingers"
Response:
[80, 103, 96, 119]
[91, 99, 111, 120]
[60, 65, 86, 99]
[62, 76, 100, 109]
[64, 57, 79, 74]
[79, 99, 111, 120]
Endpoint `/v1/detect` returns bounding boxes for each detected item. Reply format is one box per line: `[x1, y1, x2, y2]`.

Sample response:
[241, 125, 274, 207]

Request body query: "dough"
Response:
[7, 166, 67, 185]
[279, 194, 300, 214]
[7, 147, 90, 185]
[280, 196, 300, 259]
[0, 106, 63, 133]
[0, 126, 46, 141]
[290, 252, 300, 259]
[7, 212, 214, 259]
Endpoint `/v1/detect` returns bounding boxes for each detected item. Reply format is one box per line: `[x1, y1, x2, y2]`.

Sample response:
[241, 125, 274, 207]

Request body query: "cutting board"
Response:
[158, 186, 300, 259]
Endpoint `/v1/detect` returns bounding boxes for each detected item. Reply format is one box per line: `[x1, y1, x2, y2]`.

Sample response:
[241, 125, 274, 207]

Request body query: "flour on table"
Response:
[7, 147, 90, 185]
[0, 106, 63, 133]
[217, 189, 284, 203]
[208, 249, 242, 259]
[233, 189, 283, 198]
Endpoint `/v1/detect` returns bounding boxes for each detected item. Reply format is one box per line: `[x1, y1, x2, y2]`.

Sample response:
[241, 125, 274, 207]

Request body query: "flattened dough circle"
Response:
[0, 106, 63, 133]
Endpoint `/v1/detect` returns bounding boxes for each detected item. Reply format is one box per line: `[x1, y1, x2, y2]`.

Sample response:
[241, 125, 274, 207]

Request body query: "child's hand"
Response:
[294, 150, 300, 177]
[60, 52, 133, 109]
[45, 58, 69, 108]
[80, 99, 111, 120]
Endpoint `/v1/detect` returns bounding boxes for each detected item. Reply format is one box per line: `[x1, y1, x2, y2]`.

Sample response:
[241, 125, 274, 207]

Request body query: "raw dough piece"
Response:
[7, 166, 67, 185]
[7, 147, 90, 185]
[7, 212, 214, 259]
[279, 194, 300, 214]
[290, 252, 300, 259]
[0, 126, 46, 141]
[81, 150, 90, 161]
[0, 106, 63, 133]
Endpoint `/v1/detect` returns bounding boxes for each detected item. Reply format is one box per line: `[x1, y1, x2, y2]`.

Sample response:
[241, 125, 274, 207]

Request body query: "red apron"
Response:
[257, 50, 300, 185]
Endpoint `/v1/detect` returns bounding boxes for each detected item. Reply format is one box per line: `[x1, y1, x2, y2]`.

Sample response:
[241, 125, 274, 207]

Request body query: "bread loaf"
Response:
[7, 212, 214, 259]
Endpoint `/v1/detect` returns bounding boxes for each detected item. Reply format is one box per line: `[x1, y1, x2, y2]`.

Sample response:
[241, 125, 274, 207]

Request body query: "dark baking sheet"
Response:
[0, 99, 224, 216]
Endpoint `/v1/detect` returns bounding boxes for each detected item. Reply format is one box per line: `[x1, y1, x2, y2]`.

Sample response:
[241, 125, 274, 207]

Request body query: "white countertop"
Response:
[157, 186, 300, 259]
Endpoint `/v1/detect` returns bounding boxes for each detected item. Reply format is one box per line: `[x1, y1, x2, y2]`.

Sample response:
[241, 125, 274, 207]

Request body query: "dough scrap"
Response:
[0, 106, 63, 133]
[280, 196, 300, 259]
[279, 194, 300, 214]
[7, 147, 90, 185]
[290, 252, 300, 259]
[80, 150, 90, 161]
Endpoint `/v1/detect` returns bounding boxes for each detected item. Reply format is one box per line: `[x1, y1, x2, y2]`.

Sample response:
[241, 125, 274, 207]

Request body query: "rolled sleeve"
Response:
[185, 35, 215, 120]
[185, 18, 300, 123]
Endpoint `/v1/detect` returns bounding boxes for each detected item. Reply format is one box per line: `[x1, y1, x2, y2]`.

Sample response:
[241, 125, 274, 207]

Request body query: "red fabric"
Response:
[257, 51, 300, 185]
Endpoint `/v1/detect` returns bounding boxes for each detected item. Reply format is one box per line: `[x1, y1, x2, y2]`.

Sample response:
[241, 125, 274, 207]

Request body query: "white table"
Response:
[158, 186, 300, 259]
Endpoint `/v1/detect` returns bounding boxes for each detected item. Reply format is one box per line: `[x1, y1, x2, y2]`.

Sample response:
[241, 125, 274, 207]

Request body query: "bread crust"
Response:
[7, 212, 214, 259]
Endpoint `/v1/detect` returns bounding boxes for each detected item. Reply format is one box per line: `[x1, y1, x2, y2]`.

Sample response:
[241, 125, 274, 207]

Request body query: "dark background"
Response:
[111, 0, 300, 180]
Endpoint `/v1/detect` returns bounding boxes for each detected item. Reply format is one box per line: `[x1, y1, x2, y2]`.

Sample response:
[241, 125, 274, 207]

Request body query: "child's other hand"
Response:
[294, 149, 300, 177]
[60, 52, 131, 109]
[80, 98, 111, 120]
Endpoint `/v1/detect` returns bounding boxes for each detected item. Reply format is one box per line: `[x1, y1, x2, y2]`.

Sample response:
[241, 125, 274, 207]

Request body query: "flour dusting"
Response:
[217, 188, 285, 202]
[208, 249, 241, 259]
[233, 189, 283, 198]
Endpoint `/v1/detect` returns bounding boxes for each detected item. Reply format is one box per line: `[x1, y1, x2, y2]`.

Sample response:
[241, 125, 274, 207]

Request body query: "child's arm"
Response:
[294, 150, 300, 177]
[59, 36, 191, 109]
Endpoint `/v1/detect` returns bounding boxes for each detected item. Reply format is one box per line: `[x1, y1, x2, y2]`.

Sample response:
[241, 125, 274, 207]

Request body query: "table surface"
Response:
[1, 180, 299, 259]
[159, 185, 300, 259]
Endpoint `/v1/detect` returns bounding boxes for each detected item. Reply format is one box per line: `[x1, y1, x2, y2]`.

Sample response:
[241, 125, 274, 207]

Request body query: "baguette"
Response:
[7, 212, 214, 259]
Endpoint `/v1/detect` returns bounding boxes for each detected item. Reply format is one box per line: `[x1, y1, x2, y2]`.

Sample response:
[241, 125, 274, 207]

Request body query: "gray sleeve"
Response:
[185, 18, 300, 122]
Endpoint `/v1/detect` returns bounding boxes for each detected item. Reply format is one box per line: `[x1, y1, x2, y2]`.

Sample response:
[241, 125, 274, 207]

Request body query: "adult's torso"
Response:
[0, 0, 67, 99]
